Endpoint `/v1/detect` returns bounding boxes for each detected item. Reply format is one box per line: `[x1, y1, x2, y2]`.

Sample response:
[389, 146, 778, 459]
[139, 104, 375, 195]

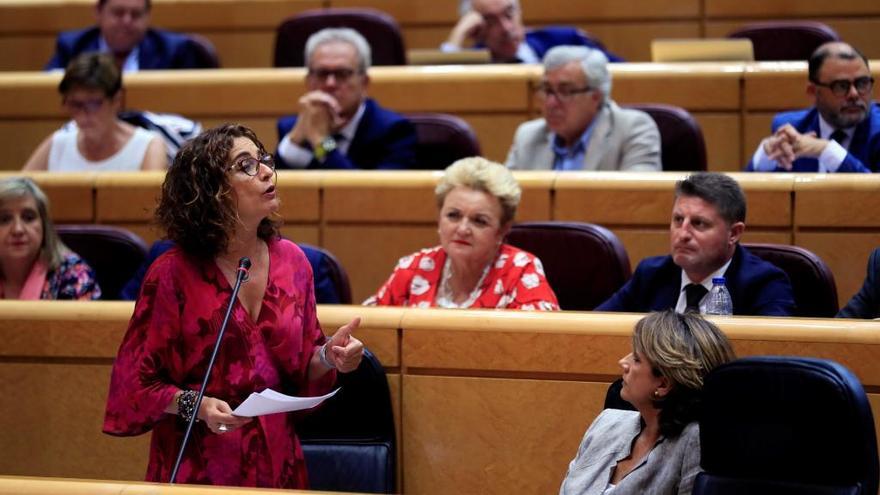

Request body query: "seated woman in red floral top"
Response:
[0, 177, 100, 300]
[365, 157, 559, 310]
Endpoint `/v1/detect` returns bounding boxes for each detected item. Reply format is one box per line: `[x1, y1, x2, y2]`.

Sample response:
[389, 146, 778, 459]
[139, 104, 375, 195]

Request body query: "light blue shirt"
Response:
[98, 36, 140, 72]
[552, 122, 595, 171]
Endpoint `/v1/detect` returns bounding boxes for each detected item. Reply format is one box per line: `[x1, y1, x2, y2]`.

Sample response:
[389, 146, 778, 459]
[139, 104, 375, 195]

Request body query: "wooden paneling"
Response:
[581, 22, 701, 62]
[324, 225, 437, 303]
[4, 304, 880, 494]
[695, 113, 742, 171]
[794, 176, 880, 228]
[796, 232, 880, 308]
[402, 376, 602, 495]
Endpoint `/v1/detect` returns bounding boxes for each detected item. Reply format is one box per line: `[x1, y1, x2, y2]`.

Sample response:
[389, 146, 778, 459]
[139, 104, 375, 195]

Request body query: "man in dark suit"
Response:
[597, 173, 795, 316]
[838, 248, 880, 318]
[275, 28, 416, 170]
[746, 42, 880, 173]
[443, 0, 621, 63]
[46, 0, 211, 71]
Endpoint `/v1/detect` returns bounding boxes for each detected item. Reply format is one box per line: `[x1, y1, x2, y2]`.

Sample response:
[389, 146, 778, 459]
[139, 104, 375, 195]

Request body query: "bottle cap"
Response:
[711, 277, 726, 285]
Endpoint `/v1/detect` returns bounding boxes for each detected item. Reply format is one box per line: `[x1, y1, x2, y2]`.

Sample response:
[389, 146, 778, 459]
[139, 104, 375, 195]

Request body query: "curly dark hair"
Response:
[155, 123, 280, 258]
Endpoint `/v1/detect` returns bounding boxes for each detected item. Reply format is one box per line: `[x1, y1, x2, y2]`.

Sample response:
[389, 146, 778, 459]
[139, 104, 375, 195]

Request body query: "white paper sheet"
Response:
[232, 388, 339, 417]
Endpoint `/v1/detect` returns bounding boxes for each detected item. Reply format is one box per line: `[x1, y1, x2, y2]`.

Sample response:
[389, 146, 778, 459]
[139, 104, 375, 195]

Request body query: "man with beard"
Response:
[505, 45, 659, 171]
[443, 0, 621, 64]
[747, 42, 880, 173]
[46, 0, 211, 71]
[597, 173, 795, 316]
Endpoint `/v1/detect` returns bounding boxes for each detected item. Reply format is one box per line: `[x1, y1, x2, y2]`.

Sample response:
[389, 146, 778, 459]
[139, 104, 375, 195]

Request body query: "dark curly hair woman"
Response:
[103, 123, 363, 488]
[559, 310, 735, 494]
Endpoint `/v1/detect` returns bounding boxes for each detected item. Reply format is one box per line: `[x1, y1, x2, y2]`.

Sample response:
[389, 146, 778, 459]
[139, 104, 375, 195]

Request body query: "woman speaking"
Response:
[103, 124, 363, 488]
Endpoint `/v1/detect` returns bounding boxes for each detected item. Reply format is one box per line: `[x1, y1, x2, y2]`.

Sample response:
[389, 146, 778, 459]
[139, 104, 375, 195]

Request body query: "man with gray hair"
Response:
[445, 0, 620, 64]
[505, 46, 660, 171]
[276, 28, 416, 170]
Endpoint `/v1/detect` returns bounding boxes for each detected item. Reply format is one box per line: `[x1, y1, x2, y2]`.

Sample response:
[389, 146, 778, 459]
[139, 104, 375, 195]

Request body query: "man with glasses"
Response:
[275, 28, 416, 170]
[444, 0, 620, 64]
[506, 46, 660, 171]
[747, 42, 879, 173]
[46, 0, 211, 71]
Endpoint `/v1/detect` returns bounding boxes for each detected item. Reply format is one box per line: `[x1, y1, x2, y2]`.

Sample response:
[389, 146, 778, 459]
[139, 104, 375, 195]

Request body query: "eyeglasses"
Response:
[811, 76, 874, 97]
[307, 68, 359, 83]
[534, 83, 593, 103]
[228, 154, 275, 176]
[63, 97, 106, 114]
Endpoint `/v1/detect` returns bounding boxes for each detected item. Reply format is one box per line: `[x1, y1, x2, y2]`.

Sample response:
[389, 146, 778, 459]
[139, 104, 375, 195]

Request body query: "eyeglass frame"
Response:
[62, 97, 108, 114]
[810, 76, 875, 97]
[227, 153, 276, 176]
[534, 83, 594, 103]
[306, 67, 364, 83]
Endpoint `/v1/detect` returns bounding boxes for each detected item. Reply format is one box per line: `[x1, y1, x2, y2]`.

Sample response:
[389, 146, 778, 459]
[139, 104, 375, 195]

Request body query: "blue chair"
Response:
[694, 356, 879, 495]
[298, 348, 395, 493]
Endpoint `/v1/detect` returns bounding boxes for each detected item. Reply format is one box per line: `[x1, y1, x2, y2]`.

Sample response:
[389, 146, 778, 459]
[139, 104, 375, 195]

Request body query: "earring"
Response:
[652, 390, 660, 399]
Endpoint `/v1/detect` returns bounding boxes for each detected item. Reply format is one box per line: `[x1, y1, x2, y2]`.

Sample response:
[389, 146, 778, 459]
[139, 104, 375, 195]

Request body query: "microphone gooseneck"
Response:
[170, 255, 252, 484]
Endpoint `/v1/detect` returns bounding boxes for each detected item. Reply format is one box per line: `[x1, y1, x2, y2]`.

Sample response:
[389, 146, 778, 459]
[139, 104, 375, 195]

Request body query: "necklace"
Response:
[435, 256, 493, 309]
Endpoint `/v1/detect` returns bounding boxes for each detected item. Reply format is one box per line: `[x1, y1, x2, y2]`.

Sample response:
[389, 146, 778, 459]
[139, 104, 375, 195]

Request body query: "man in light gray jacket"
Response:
[506, 45, 661, 171]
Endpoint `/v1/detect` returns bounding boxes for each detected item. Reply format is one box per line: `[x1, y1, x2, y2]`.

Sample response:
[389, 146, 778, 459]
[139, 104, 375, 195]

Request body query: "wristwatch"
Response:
[313, 136, 337, 162]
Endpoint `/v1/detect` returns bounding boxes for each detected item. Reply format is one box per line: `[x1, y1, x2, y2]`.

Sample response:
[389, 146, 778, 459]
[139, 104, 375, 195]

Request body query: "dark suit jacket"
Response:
[524, 26, 623, 62]
[120, 240, 342, 304]
[745, 103, 880, 173]
[596, 244, 795, 316]
[838, 247, 880, 319]
[46, 27, 211, 70]
[275, 98, 417, 170]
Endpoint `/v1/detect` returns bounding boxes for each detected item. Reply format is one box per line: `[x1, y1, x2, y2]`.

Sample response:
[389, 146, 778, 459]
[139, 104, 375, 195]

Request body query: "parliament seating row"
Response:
[2, 170, 876, 307]
[1, 0, 880, 69]
[1, 304, 879, 494]
[2, 62, 878, 174]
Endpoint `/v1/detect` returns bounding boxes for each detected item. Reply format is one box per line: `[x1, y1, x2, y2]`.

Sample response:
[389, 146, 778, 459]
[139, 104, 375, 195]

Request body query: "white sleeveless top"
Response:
[48, 125, 157, 172]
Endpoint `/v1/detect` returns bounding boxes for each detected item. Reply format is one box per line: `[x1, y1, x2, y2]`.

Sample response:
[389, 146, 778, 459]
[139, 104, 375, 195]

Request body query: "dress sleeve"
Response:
[507, 252, 559, 311]
[102, 260, 182, 436]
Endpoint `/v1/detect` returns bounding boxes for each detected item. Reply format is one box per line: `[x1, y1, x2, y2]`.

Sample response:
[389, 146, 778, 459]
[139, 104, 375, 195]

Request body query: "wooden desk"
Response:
[0, 63, 744, 171]
[4, 0, 880, 69]
[2, 303, 879, 494]
[2, 170, 875, 306]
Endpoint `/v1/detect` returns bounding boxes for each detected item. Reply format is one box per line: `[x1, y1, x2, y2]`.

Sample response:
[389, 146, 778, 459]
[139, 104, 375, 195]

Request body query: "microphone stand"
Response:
[170, 257, 251, 484]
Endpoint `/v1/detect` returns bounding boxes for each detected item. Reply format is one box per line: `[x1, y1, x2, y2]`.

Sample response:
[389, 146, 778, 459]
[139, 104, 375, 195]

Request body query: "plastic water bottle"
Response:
[704, 277, 733, 315]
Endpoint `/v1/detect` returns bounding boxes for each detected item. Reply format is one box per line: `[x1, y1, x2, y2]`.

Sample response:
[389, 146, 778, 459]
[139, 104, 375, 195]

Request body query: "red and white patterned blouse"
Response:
[364, 243, 559, 310]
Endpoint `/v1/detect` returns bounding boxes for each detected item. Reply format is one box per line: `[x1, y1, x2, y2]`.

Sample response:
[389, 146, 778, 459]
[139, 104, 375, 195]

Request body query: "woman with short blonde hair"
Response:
[366, 157, 558, 310]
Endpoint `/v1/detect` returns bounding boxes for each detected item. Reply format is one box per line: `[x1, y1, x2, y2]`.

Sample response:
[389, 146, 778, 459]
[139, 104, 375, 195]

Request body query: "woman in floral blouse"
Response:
[0, 177, 100, 300]
[365, 157, 558, 310]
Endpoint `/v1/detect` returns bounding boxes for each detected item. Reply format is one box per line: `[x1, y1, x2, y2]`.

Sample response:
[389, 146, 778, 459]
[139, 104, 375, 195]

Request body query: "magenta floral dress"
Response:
[364, 243, 559, 310]
[103, 238, 334, 488]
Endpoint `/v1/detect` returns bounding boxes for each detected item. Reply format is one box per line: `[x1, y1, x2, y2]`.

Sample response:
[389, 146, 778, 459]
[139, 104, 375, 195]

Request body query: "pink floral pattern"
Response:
[103, 238, 334, 488]
[364, 243, 559, 310]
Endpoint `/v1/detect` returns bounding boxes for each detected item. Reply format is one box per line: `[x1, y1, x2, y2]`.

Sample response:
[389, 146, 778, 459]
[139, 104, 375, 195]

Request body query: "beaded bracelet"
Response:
[319, 342, 337, 370]
[177, 390, 198, 423]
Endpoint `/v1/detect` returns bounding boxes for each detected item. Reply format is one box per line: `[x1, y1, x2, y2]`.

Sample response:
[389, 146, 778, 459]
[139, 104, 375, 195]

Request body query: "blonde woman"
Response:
[0, 177, 100, 299]
[365, 157, 558, 310]
[560, 310, 736, 494]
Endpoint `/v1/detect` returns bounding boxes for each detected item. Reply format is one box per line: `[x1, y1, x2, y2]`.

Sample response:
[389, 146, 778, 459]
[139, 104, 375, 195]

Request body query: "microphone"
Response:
[238, 257, 251, 282]
[170, 256, 252, 484]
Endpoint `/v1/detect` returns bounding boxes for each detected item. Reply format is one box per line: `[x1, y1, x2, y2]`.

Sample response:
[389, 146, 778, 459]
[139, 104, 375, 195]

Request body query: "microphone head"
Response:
[238, 257, 252, 282]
